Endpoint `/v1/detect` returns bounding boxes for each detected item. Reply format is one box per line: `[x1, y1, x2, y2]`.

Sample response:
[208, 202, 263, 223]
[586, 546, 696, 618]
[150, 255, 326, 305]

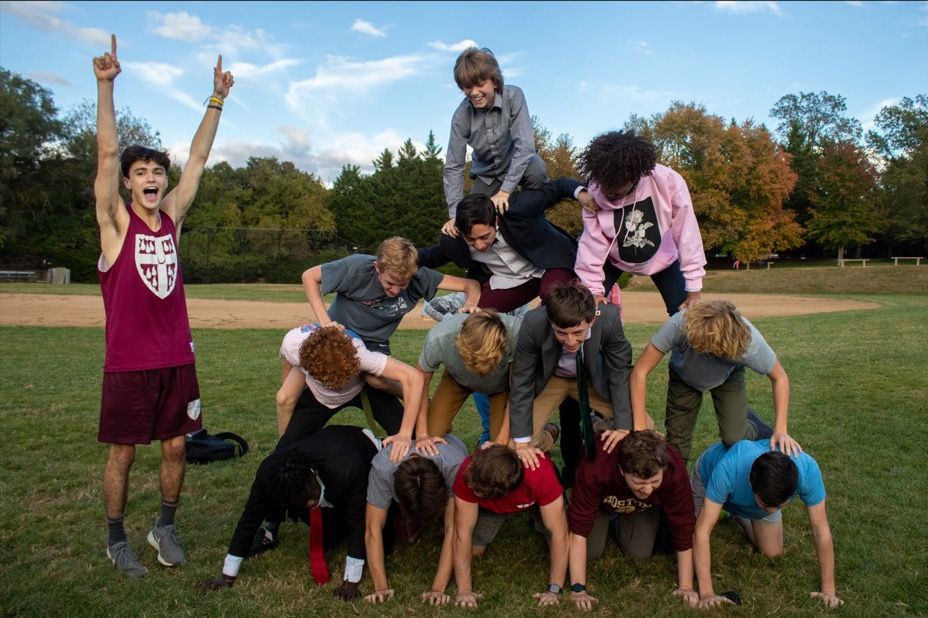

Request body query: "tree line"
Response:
[1, 67, 925, 282]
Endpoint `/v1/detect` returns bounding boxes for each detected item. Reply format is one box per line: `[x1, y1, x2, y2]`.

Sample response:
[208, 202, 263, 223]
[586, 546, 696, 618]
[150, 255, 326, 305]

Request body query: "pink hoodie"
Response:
[575, 164, 706, 297]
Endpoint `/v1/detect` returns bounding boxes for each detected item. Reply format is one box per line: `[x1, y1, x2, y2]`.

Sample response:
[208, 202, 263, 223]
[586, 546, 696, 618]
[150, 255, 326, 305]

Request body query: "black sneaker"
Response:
[248, 527, 280, 557]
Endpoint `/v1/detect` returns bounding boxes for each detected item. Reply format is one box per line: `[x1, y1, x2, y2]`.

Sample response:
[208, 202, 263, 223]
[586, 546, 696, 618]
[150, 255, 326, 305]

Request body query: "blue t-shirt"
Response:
[698, 439, 825, 520]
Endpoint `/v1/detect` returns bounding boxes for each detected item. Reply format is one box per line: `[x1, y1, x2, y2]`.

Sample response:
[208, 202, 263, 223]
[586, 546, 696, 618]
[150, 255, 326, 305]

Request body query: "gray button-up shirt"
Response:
[444, 84, 537, 216]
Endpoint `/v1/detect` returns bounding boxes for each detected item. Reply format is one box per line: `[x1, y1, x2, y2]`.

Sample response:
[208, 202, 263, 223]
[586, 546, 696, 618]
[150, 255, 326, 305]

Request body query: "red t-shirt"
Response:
[567, 439, 695, 552]
[452, 454, 563, 513]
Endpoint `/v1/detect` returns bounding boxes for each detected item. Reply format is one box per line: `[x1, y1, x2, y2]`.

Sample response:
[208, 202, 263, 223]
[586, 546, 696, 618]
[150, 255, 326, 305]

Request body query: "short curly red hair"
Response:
[298, 327, 361, 390]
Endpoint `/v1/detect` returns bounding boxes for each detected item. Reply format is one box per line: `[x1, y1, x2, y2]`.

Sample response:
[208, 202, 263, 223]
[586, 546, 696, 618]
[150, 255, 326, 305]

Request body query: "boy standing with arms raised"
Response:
[93, 35, 233, 577]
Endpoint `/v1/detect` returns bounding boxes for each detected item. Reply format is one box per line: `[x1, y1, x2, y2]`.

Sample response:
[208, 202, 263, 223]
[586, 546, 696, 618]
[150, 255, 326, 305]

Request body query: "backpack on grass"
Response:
[185, 429, 249, 464]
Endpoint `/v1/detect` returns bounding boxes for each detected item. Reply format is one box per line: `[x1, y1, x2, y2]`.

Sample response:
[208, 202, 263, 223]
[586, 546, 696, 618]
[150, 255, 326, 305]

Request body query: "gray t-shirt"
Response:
[366, 433, 468, 510]
[651, 311, 776, 391]
[322, 254, 444, 354]
[418, 312, 523, 394]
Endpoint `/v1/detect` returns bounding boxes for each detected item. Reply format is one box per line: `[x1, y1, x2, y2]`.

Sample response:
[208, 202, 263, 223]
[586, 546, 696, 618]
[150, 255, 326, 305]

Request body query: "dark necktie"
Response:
[308, 506, 330, 585]
[575, 348, 595, 460]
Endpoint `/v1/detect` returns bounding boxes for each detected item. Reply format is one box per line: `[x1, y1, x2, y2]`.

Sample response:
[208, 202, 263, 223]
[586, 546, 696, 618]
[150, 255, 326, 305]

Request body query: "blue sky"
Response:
[1, 1, 926, 184]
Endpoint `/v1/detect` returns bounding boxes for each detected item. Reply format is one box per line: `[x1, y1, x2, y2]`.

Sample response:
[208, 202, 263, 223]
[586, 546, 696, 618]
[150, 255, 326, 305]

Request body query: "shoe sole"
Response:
[107, 546, 149, 578]
[147, 530, 185, 567]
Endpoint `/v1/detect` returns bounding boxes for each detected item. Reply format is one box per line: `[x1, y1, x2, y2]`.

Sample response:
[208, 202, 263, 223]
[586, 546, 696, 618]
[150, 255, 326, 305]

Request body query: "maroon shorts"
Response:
[98, 364, 202, 445]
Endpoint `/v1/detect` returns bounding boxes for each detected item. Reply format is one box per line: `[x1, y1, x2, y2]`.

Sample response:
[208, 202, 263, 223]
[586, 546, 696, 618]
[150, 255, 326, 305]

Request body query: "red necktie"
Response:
[308, 506, 330, 585]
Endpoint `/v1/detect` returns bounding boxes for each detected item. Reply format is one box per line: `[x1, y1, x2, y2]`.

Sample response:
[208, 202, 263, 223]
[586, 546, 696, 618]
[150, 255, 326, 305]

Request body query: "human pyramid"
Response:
[92, 35, 843, 610]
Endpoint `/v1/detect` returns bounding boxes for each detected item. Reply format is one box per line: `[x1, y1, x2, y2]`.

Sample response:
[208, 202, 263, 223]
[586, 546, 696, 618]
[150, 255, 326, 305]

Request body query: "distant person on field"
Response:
[302, 236, 479, 356]
[92, 34, 233, 578]
[575, 130, 707, 315]
[630, 300, 800, 463]
[442, 47, 547, 235]
[691, 439, 843, 609]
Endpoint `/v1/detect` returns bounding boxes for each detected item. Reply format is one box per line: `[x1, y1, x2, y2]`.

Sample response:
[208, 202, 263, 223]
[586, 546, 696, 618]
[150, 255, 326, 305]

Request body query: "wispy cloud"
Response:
[148, 10, 285, 57]
[629, 40, 653, 54]
[714, 1, 783, 15]
[122, 61, 202, 112]
[29, 71, 73, 87]
[0, 1, 109, 46]
[227, 58, 301, 79]
[919, 1, 928, 26]
[200, 127, 415, 185]
[845, 1, 864, 6]
[285, 54, 426, 111]
[428, 39, 478, 53]
[351, 18, 385, 37]
[601, 84, 676, 103]
[859, 97, 900, 132]
[150, 10, 210, 40]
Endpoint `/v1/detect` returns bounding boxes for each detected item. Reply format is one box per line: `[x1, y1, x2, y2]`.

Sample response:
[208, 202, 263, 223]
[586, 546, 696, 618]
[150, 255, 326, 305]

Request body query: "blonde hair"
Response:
[682, 300, 751, 359]
[376, 236, 418, 281]
[454, 310, 509, 376]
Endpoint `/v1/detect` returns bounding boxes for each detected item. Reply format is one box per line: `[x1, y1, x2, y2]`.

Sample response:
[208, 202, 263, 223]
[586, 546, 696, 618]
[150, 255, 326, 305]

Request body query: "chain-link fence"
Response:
[179, 227, 358, 283]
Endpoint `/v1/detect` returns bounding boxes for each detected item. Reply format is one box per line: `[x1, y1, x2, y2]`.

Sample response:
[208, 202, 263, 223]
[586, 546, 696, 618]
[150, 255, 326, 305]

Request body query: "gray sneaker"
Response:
[106, 541, 149, 578]
[147, 524, 186, 566]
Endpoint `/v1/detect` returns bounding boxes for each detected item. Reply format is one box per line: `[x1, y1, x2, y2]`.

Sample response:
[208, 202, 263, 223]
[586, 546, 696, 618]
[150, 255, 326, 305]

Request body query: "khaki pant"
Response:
[427, 371, 507, 441]
[527, 376, 615, 447]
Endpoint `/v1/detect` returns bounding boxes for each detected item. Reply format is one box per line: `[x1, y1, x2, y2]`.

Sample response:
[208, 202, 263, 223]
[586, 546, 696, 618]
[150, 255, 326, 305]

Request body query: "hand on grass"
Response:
[673, 587, 699, 607]
[364, 588, 394, 603]
[455, 591, 480, 608]
[421, 590, 451, 605]
[571, 590, 598, 611]
[811, 591, 844, 608]
[533, 591, 561, 607]
[698, 594, 735, 609]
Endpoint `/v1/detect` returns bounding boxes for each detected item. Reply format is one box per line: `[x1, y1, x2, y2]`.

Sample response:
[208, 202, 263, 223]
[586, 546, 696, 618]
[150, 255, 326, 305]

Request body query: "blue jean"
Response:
[473, 392, 491, 446]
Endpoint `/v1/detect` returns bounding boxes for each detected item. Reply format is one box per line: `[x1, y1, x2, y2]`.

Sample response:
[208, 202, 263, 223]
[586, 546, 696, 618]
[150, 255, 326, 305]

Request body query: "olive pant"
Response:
[664, 366, 759, 463]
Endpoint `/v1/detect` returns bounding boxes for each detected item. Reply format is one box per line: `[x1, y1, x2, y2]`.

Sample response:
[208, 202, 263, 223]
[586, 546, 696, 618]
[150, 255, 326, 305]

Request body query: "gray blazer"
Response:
[509, 303, 633, 439]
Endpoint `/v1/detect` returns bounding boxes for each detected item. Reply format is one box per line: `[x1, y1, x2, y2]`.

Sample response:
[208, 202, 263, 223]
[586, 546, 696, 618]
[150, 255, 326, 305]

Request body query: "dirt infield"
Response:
[0, 292, 879, 329]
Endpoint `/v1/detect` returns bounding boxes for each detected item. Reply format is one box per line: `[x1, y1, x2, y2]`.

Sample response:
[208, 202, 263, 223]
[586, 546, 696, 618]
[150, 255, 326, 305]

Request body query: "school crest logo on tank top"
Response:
[135, 233, 177, 299]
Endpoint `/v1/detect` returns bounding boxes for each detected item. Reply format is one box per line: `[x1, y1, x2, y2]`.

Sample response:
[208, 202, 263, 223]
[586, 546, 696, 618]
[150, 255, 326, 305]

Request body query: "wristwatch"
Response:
[571, 583, 586, 593]
[547, 583, 563, 596]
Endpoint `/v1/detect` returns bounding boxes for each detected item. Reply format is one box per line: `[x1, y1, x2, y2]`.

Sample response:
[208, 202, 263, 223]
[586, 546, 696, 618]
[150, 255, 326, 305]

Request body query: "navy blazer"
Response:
[418, 178, 583, 282]
[509, 303, 633, 439]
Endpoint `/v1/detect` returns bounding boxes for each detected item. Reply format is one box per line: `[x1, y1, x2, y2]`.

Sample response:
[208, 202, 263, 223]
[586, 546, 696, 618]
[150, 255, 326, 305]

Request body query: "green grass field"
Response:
[1, 286, 926, 616]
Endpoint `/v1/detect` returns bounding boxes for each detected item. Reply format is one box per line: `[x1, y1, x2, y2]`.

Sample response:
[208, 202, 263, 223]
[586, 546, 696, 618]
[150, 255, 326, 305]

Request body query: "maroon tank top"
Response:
[99, 205, 195, 371]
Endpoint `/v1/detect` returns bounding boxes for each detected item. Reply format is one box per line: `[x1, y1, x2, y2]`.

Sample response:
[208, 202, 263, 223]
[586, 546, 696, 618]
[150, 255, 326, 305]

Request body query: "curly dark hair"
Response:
[578, 131, 657, 192]
[298, 326, 361, 390]
[262, 447, 322, 513]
